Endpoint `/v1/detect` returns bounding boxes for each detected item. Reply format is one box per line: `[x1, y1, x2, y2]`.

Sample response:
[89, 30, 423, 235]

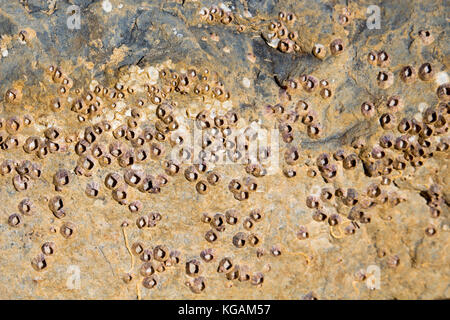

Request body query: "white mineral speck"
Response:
[268, 38, 280, 49]
[102, 0, 112, 13]
[243, 77, 251, 88]
[219, 3, 231, 12]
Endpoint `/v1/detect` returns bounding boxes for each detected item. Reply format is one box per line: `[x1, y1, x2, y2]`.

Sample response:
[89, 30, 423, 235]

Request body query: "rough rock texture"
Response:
[0, 0, 448, 299]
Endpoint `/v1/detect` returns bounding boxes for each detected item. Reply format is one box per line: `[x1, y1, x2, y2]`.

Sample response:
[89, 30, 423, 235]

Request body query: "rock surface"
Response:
[0, 0, 448, 299]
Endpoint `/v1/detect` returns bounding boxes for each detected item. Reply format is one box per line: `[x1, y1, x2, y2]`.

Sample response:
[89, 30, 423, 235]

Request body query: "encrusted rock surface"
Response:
[0, 0, 448, 299]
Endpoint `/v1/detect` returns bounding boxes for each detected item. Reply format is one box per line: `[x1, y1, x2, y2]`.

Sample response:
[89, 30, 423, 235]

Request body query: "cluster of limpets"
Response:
[201, 209, 263, 246]
[298, 86, 448, 238]
[198, 6, 351, 60]
[263, 81, 330, 142]
[261, 11, 301, 54]
[305, 180, 406, 236]
[0, 3, 448, 298]
[188, 208, 266, 290]
[198, 5, 235, 26]
[197, 5, 348, 58]
[123, 241, 181, 291]
[259, 24, 448, 242]
[0, 54, 277, 293]
[263, 9, 345, 57]
[122, 209, 267, 293]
